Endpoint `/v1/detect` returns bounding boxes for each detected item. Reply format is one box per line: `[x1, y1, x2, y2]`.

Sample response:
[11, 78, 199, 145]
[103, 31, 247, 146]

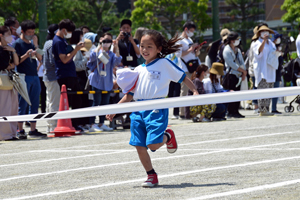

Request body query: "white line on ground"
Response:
[180, 148, 300, 151]
[1, 122, 299, 156]
[1, 140, 300, 183]
[0, 131, 295, 168]
[0, 131, 296, 168]
[3, 155, 300, 200]
[186, 179, 300, 200]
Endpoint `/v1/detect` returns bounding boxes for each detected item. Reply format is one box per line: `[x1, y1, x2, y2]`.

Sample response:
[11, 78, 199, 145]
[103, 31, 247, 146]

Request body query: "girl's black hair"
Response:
[191, 64, 208, 81]
[141, 30, 182, 58]
[69, 29, 83, 45]
[46, 24, 59, 41]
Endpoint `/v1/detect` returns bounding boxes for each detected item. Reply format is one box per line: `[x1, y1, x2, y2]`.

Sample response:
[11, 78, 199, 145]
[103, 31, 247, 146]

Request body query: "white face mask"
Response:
[278, 46, 282, 51]
[233, 40, 240, 47]
[16, 26, 21, 36]
[102, 43, 111, 48]
[64, 31, 72, 39]
[186, 30, 194, 38]
[275, 38, 281, 44]
[260, 31, 269, 38]
[204, 73, 210, 79]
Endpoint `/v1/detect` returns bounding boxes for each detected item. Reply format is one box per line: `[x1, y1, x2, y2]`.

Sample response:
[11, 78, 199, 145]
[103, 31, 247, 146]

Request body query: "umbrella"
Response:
[8, 70, 32, 106]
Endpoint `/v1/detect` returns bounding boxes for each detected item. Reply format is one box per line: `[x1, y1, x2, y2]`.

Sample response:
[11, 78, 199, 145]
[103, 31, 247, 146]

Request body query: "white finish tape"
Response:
[0, 87, 299, 122]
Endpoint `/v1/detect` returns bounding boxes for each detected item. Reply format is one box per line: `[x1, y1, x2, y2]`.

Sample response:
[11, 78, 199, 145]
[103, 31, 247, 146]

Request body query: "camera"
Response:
[123, 32, 131, 40]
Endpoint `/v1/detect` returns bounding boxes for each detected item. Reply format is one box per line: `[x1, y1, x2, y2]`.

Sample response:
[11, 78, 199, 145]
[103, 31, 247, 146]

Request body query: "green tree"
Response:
[0, 16, 4, 26]
[131, 0, 211, 37]
[224, 0, 264, 49]
[281, 0, 300, 37]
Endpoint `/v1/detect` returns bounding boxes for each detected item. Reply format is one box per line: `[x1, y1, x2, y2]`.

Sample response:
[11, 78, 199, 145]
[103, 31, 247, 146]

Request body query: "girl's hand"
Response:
[106, 114, 116, 121]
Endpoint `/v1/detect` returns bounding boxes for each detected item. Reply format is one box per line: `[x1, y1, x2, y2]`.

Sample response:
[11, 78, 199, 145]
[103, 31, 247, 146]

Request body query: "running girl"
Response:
[107, 30, 198, 187]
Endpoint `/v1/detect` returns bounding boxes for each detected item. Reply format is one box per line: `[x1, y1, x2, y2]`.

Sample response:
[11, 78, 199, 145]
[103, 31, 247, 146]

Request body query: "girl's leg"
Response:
[135, 146, 153, 171]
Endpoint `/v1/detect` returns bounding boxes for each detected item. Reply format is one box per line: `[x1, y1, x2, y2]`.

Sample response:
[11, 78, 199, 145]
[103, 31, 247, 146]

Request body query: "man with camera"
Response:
[52, 19, 85, 131]
[116, 19, 140, 69]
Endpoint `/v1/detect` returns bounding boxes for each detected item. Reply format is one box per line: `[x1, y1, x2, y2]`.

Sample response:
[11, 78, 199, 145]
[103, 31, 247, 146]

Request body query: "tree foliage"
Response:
[131, 0, 211, 37]
[224, 0, 264, 49]
[0, 0, 126, 35]
[281, 0, 300, 25]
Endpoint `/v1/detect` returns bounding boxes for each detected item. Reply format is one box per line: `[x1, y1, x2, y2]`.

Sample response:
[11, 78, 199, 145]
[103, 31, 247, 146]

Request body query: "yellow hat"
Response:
[80, 47, 88, 52]
[220, 28, 230, 41]
[210, 62, 224, 76]
[84, 39, 92, 51]
[252, 26, 259, 40]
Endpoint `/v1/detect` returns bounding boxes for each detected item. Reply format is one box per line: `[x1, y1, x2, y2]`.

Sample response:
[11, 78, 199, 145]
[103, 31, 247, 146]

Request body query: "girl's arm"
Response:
[183, 76, 199, 95]
[106, 93, 134, 121]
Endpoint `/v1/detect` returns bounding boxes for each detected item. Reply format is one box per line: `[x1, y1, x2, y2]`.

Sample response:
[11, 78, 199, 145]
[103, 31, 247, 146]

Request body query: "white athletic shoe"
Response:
[171, 115, 179, 120]
[99, 124, 113, 131]
[89, 124, 103, 132]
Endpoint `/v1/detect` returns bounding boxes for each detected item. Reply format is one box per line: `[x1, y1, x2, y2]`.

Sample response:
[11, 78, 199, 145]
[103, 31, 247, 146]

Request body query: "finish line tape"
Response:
[0, 87, 299, 122]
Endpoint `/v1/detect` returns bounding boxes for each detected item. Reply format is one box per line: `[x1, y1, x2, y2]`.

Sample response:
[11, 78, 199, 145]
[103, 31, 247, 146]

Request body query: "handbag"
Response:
[0, 70, 14, 90]
[181, 58, 199, 73]
[221, 67, 231, 90]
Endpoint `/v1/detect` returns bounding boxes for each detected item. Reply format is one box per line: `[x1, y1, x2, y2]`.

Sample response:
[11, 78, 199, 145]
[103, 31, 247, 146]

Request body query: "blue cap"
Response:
[270, 30, 282, 42]
[83, 32, 97, 43]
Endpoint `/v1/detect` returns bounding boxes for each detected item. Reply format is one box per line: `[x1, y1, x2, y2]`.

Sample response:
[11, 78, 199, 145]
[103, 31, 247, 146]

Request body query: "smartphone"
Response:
[198, 41, 207, 47]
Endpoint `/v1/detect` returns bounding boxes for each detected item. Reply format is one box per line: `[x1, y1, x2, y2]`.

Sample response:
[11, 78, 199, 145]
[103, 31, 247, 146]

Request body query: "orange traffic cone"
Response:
[52, 84, 76, 137]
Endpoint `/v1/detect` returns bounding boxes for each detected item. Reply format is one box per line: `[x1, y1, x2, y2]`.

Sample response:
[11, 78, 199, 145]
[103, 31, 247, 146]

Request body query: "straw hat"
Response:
[84, 39, 93, 51]
[220, 28, 230, 41]
[252, 26, 258, 40]
[256, 25, 275, 38]
[210, 63, 224, 76]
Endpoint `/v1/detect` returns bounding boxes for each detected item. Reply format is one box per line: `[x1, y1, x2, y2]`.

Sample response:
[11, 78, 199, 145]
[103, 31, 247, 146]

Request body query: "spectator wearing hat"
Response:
[252, 25, 277, 116]
[175, 21, 202, 119]
[42, 24, 60, 133]
[223, 31, 247, 118]
[203, 63, 227, 120]
[52, 19, 85, 131]
[116, 19, 140, 69]
[270, 31, 283, 114]
[216, 28, 230, 65]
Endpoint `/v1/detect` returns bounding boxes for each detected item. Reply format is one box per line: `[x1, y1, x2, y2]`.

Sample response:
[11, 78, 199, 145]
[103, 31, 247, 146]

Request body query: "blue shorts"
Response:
[129, 108, 169, 148]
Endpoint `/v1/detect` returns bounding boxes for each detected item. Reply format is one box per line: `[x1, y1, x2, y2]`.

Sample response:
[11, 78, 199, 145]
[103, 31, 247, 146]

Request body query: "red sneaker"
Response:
[166, 129, 177, 153]
[141, 174, 158, 187]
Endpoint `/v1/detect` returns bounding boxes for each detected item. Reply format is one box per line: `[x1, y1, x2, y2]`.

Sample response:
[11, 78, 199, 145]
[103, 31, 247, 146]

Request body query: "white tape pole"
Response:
[0, 87, 299, 122]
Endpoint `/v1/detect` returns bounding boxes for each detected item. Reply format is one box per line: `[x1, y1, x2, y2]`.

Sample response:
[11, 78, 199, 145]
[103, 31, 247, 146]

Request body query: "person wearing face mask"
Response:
[175, 21, 202, 119]
[203, 63, 227, 121]
[222, 32, 247, 118]
[12, 20, 46, 139]
[4, 17, 21, 46]
[52, 19, 85, 132]
[0, 26, 19, 141]
[87, 32, 122, 132]
[270, 31, 283, 114]
[252, 25, 277, 116]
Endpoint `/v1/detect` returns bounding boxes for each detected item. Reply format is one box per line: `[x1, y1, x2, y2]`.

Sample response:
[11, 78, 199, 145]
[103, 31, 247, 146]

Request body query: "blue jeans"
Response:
[18, 76, 41, 123]
[90, 86, 111, 124]
[211, 103, 227, 118]
[272, 81, 280, 111]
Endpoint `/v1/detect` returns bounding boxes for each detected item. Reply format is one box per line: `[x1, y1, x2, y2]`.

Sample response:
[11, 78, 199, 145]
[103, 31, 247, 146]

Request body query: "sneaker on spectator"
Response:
[78, 125, 89, 132]
[165, 129, 177, 153]
[201, 117, 211, 122]
[253, 109, 259, 114]
[89, 124, 103, 132]
[271, 110, 282, 114]
[141, 174, 158, 187]
[171, 115, 179, 120]
[99, 124, 113, 131]
[259, 111, 274, 116]
[28, 129, 47, 138]
[17, 130, 27, 140]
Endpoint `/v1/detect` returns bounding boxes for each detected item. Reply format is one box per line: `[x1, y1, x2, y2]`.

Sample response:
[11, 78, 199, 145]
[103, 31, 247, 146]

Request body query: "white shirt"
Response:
[252, 38, 277, 86]
[203, 78, 224, 94]
[131, 58, 185, 100]
[296, 34, 300, 58]
[175, 37, 200, 72]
